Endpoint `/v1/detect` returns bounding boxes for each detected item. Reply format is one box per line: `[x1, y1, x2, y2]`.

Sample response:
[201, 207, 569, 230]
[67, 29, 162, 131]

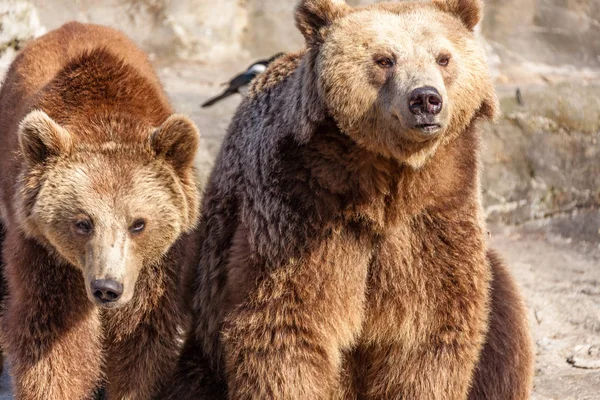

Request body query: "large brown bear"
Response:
[0, 22, 201, 399]
[168, 0, 534, 399]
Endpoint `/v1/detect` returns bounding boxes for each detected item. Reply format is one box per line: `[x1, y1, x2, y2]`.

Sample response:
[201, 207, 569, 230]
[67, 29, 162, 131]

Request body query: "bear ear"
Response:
[433, 0, 483, 31]
[19, 110, 72, 165]
[479, 86, 500, 122]
[151, 114, 200, 172]
[295, 0, 351, 46]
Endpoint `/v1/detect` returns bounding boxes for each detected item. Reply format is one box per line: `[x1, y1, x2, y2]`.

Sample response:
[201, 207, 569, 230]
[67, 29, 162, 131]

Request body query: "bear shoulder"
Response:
[248, 51, 306, 97]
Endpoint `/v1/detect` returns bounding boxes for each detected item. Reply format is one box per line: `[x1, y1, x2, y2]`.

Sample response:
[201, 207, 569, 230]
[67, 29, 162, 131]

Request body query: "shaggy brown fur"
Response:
[168, 0, 534, 399]
[468, 250, 534, 400]
[0, 22, 201, 399]
[0, 223, 4, 376]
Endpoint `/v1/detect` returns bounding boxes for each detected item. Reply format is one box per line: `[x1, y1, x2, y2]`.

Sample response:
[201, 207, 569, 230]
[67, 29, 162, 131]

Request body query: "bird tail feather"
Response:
[201, 91, 235, 108]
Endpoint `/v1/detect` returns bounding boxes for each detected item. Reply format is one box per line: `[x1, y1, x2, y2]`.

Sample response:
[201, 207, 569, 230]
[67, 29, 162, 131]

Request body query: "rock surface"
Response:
[483, 0, 600, 75]
[0, 1, 45, 75]
[2, 0, 599, 68]
[482, 82, 600, 223]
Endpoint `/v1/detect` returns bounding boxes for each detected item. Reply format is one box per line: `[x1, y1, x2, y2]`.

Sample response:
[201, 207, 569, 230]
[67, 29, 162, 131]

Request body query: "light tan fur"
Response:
[0, 22, 202, 399]
[168, 1, 533, 399]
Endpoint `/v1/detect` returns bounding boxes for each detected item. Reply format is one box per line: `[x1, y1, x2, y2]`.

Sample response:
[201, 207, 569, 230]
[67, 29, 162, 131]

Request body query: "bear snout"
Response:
[401, 86, 446, 139]
[90, 279, 124, 305]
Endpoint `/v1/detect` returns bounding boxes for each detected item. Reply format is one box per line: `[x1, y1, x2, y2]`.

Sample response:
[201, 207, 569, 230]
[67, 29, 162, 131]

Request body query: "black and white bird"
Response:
[201, 53, 284, 108]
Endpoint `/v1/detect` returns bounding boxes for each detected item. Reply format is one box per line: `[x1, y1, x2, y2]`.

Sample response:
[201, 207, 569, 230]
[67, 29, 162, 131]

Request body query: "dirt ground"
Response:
[0, 61, 598, 399]
[492, 218, 600, 400]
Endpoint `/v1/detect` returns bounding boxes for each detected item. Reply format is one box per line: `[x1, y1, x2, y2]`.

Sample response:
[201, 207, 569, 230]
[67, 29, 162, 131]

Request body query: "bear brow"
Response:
[71, 142, 152, 158]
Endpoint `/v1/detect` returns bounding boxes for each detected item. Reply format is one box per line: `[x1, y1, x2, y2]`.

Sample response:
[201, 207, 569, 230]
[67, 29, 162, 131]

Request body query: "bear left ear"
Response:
[295, 0, 351, 46]
[433, 0, 483, 31]
[151, 115, 200, 172]
[19, 110, 73, 165]
[479, 84, 500, 121]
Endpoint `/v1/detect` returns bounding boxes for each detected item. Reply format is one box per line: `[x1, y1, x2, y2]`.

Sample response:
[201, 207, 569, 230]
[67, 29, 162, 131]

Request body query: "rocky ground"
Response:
[493, 217, 600, 400]
[0, 59, 599, 399]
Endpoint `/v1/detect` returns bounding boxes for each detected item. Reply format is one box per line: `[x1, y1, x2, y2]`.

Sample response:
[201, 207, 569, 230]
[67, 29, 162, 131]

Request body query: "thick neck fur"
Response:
[237, 52, 483, 263]
[281, 117, 481, 230]
[247, 51, 482, 229]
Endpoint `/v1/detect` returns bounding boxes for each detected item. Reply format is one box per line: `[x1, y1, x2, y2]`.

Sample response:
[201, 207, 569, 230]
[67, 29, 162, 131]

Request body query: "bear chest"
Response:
[358, 221, 487, 347]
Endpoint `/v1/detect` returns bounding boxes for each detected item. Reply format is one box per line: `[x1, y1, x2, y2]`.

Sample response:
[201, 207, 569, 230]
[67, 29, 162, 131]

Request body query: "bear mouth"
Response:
[415, 123, 442, 134]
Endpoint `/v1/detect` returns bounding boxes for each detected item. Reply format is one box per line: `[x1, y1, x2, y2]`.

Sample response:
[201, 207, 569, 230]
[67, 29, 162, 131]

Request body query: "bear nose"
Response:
[408, 86, 443, 115]
[91, 279, 123, 303]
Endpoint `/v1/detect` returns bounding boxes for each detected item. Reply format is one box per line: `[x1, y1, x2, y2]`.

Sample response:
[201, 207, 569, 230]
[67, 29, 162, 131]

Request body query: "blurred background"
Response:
[1, 1, 599, 399]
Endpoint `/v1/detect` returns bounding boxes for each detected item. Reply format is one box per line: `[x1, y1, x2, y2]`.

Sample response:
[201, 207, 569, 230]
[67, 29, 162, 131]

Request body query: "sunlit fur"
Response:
[0, 22, 201, 400]
[168, 1, 533, 399]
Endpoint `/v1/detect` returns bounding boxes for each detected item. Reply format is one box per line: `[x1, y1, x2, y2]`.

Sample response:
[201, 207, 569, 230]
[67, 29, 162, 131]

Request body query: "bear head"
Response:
[296, 0, 498, 168]
[16, 110, 200, 309]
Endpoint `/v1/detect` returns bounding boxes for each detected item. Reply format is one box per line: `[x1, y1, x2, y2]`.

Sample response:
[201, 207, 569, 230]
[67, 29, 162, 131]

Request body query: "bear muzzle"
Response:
[83, 235, 140, 308]
[390, 84, 449, 142]
[407, 86, 444, 138]
[409, 86, 443, 116]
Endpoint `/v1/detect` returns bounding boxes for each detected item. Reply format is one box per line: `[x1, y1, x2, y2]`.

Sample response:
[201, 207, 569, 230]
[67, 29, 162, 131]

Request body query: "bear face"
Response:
[16, 110, 199, 308]
[296, 0, 498, 168]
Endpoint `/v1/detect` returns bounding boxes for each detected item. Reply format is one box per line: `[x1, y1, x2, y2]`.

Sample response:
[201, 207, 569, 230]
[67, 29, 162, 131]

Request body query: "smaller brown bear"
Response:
[0, 22, 201, 399]
[168, 0, 534, 399]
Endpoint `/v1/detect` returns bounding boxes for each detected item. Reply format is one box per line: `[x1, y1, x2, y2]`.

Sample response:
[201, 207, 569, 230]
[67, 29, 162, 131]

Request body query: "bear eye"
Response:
[375, 57, 395, 68]
[130, 218, 146, 235]
[74, 219, 94, 236]
[437, 54, 451, 67]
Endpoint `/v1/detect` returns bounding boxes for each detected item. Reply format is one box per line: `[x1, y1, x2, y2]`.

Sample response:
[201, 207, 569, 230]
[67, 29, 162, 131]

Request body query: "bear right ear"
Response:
[19, 110, 73, 165]
[151, 114, 200, 173]
[433, 0, 483, 31]
[295, 0, 351, 46]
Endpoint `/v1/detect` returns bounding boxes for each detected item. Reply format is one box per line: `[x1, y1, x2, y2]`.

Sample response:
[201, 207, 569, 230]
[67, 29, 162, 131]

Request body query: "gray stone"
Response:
[482, 83, 600, 223]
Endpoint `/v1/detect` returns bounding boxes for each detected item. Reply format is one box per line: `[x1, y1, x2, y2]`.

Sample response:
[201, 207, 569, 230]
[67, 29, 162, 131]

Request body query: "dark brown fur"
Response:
[0, 223, 4, 376]
[0, 22, 201, 399]
[168, 1, 534, 399]
[468, 251, 534, 400]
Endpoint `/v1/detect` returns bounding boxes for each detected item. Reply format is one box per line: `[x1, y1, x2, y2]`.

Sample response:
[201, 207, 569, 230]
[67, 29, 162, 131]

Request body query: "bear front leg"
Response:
[357, 233, 491, 400]
[358, 333, 487, 400]
[1, 233, 103, 400]
[159, 336, 227, 400]
[468, 251, 534, 400]
[407, 337, 487, 399]
[360, 301, 489, 399]
[102, 320, 180, 400]
[221, 229, 371, 400]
